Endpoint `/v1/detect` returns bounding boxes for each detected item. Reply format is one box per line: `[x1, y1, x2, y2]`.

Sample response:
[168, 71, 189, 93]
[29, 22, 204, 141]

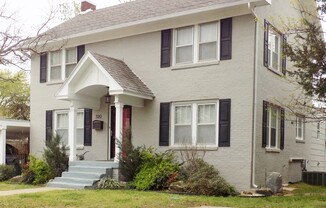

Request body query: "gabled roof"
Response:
[56, 51, 154, 102]
[46, 0, 265, 39]
[90, 51, 154, 98]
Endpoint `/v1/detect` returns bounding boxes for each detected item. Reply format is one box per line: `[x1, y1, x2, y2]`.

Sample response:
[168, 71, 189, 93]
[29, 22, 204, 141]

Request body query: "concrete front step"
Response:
[47, 161, 119, 189]
[53, 177, 97, 185]
[69, 161, 119, 168]
[47, 181, 89, 189]
[62, 171, 104, 179]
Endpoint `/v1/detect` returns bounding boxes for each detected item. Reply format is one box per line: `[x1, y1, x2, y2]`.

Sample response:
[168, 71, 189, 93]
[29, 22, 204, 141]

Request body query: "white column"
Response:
[0, 126, 6, 165]
[114, 102, 124, 162]
[68, 105, 77, 161]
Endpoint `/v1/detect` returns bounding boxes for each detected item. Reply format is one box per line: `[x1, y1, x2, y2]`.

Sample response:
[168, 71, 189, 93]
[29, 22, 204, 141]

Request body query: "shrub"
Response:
[28, 155, 52, 184]
[96, 177, 125, 189]
[118, 129, 142, 182]
[182, 158, 236, 196]
[133, 148, 180, 190]
[43, 134, 69, 177]
[0, 165, 16, 181]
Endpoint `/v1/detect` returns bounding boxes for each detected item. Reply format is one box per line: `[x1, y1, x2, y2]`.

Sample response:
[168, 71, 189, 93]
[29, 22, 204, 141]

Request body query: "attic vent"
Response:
[81, 1, 96, 12]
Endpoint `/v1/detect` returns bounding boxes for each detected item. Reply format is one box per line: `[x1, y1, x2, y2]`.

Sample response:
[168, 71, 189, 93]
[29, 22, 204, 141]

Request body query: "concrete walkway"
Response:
[0, 187, 66, 196]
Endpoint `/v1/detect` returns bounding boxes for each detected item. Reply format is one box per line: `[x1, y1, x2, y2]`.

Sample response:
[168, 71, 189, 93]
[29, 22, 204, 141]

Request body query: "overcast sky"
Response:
[2, 0, 121, 35]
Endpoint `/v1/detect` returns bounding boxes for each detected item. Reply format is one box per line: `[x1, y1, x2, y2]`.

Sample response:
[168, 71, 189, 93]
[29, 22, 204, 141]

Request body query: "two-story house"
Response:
[28, 0, 323, 191]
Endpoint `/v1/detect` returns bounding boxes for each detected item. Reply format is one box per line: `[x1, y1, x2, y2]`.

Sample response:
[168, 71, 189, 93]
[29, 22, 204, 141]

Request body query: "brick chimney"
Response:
[81, 1, 96, 12]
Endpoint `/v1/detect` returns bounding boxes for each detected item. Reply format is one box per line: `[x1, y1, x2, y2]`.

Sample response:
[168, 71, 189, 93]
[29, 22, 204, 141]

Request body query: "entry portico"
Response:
[56, 51, 154, 162]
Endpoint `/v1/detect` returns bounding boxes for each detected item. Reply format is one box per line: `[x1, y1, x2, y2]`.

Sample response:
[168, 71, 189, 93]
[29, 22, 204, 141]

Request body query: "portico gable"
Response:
[55, 51, 154, 161]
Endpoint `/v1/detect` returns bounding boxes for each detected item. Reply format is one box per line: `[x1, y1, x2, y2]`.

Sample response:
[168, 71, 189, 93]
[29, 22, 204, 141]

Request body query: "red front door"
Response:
[110, 105, 132, 160]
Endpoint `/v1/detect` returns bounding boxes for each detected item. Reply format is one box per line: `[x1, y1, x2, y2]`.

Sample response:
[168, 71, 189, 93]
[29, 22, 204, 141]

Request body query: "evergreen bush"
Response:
[43, 134, 69, 177]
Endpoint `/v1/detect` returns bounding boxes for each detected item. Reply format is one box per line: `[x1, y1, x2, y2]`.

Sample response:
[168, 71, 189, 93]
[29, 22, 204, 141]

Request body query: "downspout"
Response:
[249, 2, 259, 189]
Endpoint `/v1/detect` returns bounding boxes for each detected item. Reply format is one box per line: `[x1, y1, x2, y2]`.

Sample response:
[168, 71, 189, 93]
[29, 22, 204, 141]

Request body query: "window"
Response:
[296, 115, 305, 140]
[65, 48, 77, 78]
[54, 110, 84, 146]
[175, 26, 194, 64]
[268, 29, 281, 71]
[49, 47, 77, 81]
[199, 23, 218, 61]
[50, 51, 62, 81]
[266, 105, 281, 149]
[174, 22, 218, 65]
[55, 111, 69, 144]
[264, 20, 286, 74]
[172, 101, 217, 146]
[262, 101, 284, 150]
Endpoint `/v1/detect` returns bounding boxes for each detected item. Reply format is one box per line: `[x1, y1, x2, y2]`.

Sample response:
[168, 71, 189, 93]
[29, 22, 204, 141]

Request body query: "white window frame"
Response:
[266, 105, 281, 149]
[48, 47, 77, 82]
[268, 27, 282, 72]
[171, 100, 219, 148]
[54, 110, 69, 144]
[173, 21, 220, 66]
[53, 109, 84, 146]
[296, 115, 305, 141]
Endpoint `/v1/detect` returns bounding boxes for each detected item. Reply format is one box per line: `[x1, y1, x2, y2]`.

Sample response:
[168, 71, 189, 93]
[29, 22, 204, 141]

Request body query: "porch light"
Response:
[105, 93, 111, 103]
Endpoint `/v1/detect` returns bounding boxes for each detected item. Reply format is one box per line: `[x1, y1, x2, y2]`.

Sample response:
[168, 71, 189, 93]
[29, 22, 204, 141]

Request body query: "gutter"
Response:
[249, 2, 259, 189]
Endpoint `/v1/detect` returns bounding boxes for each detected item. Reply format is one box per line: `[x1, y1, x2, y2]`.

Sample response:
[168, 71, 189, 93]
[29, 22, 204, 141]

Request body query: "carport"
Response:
[0, 119, 30, 164]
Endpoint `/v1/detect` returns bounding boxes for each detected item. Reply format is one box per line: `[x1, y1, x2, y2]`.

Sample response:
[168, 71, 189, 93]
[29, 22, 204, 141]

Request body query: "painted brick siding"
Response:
[30, 14, 256, 191]
[253, 0, 318, 186]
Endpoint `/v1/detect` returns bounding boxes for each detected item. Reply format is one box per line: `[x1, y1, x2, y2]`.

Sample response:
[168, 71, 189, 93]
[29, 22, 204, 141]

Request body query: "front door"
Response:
[109, 105, 132, 160]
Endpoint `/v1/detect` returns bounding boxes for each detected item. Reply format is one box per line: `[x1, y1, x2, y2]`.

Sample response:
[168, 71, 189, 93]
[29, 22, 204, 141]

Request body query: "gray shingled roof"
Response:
[47, 0, 241, 38]
[90, 51, 154, 98]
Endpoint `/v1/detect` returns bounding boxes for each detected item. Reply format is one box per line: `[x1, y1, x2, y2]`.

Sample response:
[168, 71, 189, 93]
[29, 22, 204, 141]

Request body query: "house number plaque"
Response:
[96, 114, 102, 119]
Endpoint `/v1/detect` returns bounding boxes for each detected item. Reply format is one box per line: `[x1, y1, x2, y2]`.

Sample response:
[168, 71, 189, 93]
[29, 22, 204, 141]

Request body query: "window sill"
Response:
[296, 139, 305, 143]
[65, 145, 85, 150]
[170, 145, 218, 151]
[265, 148, 281, 153]
[266, 67, 284, 77]
[171, 60, 220, 70]
[46, 80, 64, 85]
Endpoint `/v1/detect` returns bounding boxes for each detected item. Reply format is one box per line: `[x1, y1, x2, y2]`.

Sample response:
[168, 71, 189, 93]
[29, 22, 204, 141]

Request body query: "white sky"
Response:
[2, 0, 121, 35]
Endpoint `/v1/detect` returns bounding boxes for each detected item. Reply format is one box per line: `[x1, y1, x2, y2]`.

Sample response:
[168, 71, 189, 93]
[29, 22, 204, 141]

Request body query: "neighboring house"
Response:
[29, 0, 323, 191]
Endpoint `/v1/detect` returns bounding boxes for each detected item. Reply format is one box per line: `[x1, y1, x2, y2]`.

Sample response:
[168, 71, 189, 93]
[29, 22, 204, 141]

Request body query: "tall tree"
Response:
[0, 70, 30, 120]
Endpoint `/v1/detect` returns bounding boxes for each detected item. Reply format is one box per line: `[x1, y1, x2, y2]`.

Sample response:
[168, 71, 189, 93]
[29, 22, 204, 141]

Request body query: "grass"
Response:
[0, 182, 38, 191]
[0, 183, 324, 207]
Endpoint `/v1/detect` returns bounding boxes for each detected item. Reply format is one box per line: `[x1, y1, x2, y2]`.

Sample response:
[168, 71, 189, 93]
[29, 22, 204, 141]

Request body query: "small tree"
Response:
[43, 134, 68, 177]
[0, 70, 30, 120]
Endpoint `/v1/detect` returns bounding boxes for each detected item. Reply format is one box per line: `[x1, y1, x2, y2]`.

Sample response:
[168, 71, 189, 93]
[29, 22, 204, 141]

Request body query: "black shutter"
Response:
[159, 103, 170, 146]
[77, 45, 85, 61]
[45, 110, 53, 143]
[262, 101, 268, 148]
[160, 29, 172, 68]
[282, 35, 287, 75]
[220, 18, 232, 60]
[263, 20, 269, 67]
[84, 108, 92, 146]
[218, 99, 231, 147]
[280, 107, 285, 150]
[40, 53, 47, 83]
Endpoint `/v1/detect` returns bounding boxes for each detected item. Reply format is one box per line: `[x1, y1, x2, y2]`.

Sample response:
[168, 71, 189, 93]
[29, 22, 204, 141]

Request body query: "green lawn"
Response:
[0, 183, 325, 208]
[0, 182, 38, 191]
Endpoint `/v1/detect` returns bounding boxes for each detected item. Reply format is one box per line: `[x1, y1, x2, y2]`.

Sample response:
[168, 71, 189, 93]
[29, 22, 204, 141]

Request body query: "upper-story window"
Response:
[174, 22, 219, 65]
[268, 29, 281, 71]
[264, 20, 286, 75]
[48, 47, 78, 82]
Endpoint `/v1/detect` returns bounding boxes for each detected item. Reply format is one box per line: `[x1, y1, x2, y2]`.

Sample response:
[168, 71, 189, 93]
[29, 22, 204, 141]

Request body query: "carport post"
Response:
[0, 125, 6, 164]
